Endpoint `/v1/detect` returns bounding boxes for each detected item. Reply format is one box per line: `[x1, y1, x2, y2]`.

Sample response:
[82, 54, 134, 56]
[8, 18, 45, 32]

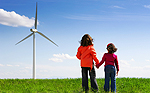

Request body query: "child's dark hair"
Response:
[80, 34, 93, 46]
[107, 43, 117, 54]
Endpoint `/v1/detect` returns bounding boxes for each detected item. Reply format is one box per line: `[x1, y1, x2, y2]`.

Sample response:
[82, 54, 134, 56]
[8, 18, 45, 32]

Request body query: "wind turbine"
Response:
[15, 2, 58, 79]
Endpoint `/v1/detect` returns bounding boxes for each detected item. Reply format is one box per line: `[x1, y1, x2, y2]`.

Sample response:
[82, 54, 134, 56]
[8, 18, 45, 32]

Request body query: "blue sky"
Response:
[0, 0, 150, 79]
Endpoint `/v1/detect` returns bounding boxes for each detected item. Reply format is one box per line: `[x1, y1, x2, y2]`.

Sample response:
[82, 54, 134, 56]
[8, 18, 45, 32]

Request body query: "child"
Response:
[76, 34, 99, 92]
[96, 43, 119, 92]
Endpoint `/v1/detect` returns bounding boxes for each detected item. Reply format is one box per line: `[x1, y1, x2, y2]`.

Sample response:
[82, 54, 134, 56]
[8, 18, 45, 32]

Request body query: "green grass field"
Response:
[0, 78, 150, 93]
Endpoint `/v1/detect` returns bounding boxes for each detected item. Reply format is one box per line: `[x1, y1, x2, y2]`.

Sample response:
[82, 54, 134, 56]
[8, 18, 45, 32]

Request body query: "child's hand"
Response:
[96, 66, 99, 69]
[116, 71, 119, 76]
[95, 64, 99, 69]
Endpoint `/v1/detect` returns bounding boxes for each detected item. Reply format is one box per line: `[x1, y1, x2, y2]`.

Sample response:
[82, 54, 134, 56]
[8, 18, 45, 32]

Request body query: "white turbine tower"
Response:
[15, 2, 58, 79]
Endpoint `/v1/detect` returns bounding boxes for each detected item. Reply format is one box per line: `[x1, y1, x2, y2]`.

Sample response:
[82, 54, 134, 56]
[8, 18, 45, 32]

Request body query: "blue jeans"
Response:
[104, 65, 116, 92]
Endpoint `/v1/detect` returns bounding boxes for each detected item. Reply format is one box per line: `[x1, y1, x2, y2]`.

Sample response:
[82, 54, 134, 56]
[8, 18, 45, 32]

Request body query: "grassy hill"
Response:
[0, 78, 150, 93]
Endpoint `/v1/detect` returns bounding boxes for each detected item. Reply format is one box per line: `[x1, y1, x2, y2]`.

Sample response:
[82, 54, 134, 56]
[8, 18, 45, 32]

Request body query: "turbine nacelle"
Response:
[30, 29, 38, 32]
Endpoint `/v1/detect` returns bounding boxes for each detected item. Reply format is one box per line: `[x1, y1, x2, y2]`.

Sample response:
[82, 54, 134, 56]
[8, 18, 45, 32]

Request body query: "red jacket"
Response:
[76, 45, 99, 69]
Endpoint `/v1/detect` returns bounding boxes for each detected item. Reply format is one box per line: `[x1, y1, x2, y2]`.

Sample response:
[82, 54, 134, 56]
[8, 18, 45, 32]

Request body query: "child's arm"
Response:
[115, 56, 119, 76]
[76, 48, 81, 60]
[90, 46, 99, 65]
[116, 71, 119, 76]
[96, 54, 106, 68]
[114, 56, 119, 72]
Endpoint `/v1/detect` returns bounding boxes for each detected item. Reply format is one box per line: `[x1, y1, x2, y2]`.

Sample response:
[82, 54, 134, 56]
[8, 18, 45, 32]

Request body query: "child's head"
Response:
[106, 43, 117, 54]
[80, 34, 93, 46]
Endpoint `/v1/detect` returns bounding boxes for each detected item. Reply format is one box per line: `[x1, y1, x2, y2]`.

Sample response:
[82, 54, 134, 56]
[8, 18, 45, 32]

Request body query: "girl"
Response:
[76, 34, 99, 92]
[96, 43, 119, 92]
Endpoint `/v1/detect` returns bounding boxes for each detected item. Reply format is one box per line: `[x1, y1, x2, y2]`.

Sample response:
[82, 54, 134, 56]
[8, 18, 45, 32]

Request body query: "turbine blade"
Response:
[15, 33, 34, 45]
[37, 32, 58, 47]
[35, 2, 37, 29]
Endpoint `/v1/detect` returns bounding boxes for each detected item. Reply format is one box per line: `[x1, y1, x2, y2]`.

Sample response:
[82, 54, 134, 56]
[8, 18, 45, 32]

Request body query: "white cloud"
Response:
[40, 70, 48, 73]
[53, 53, 76, 59]
[49, 58, 63, 62]
[120, 58, 135, 67]
[5, 64, 20, 67]
[0, 9, 38, 27]
[144, 5, 150, 9]
[36, 65, 81, 78]
[0, 64, 4, 66]
[118, 59, 150, 78]
[112, 6, 125, 9]
[146, 60, 150, 62]
[15, 65, 20, 67]
[119, 65, 150, 78]
[6, 64, 13, 67]
[120, 60, 130, 66]
[25, 67, 32, 69]
[49, 53, 77, 62]
[131, 58, 135, 62]
[1, 59, 150, 79]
